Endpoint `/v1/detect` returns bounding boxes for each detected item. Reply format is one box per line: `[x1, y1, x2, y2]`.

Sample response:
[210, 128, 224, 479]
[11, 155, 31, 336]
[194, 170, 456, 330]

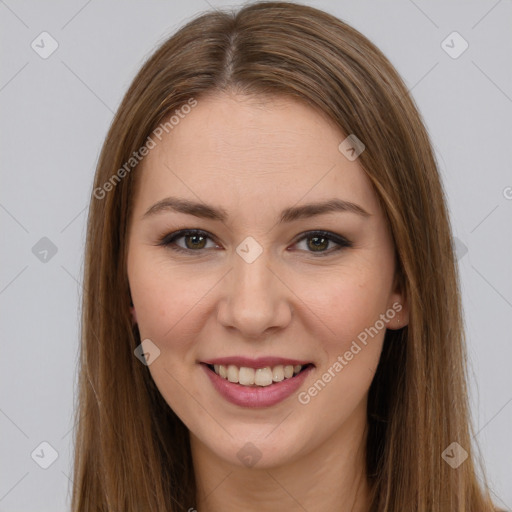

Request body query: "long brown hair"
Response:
[71, 2, 498, 510]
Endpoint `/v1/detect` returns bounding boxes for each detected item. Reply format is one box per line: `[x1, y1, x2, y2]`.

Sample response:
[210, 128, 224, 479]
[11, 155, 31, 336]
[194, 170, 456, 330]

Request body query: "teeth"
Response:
[272, 365, 284, 382]
[255, 367, 273, 386]
[239, 367, 255, 386]
[227, 365, 239, 383]
[211, 363, 306, 387]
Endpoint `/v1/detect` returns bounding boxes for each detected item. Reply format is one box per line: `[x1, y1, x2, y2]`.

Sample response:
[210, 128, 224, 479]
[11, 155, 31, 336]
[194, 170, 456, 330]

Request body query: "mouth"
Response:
[200, 358, 315, 408]
[204, 362, 314, 387]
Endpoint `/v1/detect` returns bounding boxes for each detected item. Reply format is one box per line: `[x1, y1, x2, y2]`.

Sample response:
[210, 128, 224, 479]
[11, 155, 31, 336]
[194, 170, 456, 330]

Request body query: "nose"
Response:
[216, 249, 292, 339]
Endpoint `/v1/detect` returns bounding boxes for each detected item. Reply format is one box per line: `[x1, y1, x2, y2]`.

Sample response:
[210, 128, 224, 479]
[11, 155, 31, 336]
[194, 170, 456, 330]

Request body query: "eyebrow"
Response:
[142, 196, 371, 223]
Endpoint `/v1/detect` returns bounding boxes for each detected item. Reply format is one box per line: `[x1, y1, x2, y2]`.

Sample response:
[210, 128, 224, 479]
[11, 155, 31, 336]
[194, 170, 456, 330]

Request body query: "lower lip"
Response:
[202, 364, 314, 408]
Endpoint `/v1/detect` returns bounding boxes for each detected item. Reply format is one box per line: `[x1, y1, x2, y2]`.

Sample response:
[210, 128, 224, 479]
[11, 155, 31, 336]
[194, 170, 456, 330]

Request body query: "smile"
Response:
[201, 357, 315, 408]
[209, 363, 307, 387]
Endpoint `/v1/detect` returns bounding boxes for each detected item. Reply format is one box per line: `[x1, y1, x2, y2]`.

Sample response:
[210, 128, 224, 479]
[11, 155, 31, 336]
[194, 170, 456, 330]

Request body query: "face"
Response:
[127, 91, 407, 469]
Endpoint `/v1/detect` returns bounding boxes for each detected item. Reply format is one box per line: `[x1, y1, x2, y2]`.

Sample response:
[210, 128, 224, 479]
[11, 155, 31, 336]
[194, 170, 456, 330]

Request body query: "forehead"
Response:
[134, 92, 380, 218]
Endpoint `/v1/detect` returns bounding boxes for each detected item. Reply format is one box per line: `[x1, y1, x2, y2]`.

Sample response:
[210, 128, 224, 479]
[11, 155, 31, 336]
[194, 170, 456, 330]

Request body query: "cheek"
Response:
[293, 264, 392, 352]
[129, 258, 210, 418]
[293, 271, 390, 420]
[129, 254, 217, 354]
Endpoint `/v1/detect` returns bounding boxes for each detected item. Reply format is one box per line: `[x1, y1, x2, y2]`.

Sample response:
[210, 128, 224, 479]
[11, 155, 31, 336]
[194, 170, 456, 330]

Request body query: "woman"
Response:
[71, 2, 500, 510]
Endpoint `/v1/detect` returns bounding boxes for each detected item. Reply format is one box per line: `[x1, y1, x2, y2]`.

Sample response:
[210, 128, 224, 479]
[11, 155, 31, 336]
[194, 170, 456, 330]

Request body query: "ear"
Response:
[130, 305, 138, 326]
[387, 268, 409, 330]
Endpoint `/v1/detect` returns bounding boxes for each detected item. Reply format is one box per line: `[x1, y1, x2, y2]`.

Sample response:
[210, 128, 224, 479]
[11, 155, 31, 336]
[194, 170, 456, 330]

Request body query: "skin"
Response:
[127, 91, 409, 512]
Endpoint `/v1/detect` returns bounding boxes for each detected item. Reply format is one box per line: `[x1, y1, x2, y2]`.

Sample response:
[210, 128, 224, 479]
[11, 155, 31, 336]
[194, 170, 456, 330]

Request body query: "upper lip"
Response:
[202, 356, 313, 368]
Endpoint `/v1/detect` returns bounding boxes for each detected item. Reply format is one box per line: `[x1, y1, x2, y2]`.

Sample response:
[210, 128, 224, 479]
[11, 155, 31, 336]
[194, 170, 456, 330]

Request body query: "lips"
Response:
[200, 356, 315, 408]
[202, 357, 313, 386]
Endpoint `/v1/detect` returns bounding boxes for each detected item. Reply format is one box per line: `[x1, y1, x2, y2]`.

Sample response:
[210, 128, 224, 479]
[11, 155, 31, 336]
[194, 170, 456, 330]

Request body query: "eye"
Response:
[291, 230, 352, 256]
[157, 229, 352, 256]
[157, 229, 219, 253]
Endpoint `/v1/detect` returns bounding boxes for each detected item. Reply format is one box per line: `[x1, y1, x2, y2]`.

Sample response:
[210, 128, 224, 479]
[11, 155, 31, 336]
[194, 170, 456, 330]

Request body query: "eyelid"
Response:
[156, 228, 352, 255]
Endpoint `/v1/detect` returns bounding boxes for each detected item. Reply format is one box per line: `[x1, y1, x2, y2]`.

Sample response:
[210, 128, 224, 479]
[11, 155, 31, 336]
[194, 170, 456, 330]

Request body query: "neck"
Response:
[191, 408, 371, 512]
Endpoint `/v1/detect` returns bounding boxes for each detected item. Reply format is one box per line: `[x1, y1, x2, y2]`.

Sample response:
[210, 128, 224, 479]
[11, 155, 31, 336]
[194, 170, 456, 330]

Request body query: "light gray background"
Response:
[1, 1, 511, 510]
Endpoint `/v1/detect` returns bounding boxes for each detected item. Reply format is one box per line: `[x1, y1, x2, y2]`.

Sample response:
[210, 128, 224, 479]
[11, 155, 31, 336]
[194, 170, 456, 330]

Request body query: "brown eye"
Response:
[184, 233, 207, 250]
[158, 229, 218, 253]
[307, 235, 329, 252]
[292, 231, 352, 256]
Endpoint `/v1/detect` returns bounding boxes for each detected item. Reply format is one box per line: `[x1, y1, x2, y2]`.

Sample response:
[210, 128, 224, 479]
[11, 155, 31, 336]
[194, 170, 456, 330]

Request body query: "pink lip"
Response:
[201, 363, 314, 408]
[202, 356, 311, 368]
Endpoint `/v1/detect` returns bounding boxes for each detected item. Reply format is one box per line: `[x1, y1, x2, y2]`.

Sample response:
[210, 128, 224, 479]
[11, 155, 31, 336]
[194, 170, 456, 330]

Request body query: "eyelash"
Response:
[156, 229, 353, 256]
